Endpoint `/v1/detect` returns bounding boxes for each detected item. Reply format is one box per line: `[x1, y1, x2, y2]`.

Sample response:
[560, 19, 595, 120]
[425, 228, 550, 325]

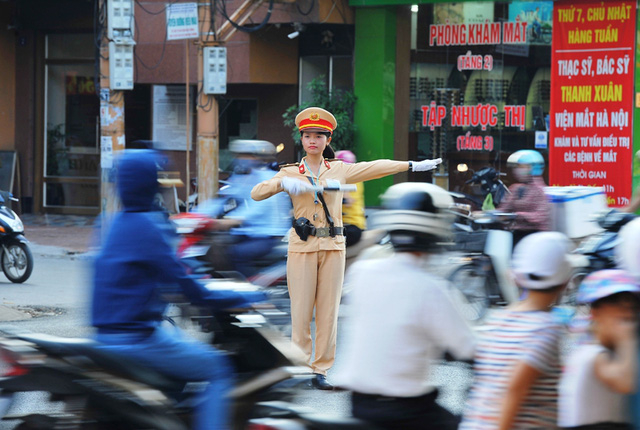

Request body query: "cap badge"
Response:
[310, 113, 320, 121]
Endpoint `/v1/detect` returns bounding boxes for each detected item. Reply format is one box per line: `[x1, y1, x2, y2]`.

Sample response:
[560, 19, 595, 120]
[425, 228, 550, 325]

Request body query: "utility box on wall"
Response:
[109, 42, 134, 90]
[203, 46, 227, 94]
[107, 0, 135, 90]
[107, 0, 134, 42]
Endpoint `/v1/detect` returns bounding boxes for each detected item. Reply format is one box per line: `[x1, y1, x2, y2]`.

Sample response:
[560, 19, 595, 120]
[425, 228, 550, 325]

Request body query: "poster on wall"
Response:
[549, 1, 636, 207]
[434, 3, 494, 25]
[508, 2, 553, 45]
[152, 85, 194, 151]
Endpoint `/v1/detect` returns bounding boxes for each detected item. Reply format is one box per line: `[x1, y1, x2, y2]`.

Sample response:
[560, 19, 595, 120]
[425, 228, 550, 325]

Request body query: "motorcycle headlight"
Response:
[6, 213, 23, 233]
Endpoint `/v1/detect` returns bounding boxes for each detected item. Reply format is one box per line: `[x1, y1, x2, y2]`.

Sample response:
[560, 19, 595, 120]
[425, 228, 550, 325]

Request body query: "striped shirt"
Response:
[460, 309, 563, 429]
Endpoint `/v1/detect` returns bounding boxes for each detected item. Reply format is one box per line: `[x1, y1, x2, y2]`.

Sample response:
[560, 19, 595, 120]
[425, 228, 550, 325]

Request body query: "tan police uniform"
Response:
[251, 108, 410, 375]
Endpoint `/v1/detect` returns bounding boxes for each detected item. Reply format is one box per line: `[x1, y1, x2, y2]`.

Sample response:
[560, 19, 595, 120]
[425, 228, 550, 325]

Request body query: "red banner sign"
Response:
[549, 1, 636, 206]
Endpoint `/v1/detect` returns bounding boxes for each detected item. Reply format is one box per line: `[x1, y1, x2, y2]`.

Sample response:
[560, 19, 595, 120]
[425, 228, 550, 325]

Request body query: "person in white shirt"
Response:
[558, 269, 639, 429]
[335, 182, 476, 430]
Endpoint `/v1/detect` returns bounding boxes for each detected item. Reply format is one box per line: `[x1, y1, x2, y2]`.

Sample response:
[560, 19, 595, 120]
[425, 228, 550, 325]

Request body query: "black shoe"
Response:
[311, 374, 334, 390]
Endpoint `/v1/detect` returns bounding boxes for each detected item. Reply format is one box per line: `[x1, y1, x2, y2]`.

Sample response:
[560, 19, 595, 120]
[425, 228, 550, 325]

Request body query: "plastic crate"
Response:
[451, 230, 488, 252]
[544, 186, 607, 239]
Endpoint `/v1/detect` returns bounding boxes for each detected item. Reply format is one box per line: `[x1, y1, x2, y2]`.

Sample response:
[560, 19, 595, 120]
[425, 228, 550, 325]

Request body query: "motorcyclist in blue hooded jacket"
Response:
[91, 149, 265, 430]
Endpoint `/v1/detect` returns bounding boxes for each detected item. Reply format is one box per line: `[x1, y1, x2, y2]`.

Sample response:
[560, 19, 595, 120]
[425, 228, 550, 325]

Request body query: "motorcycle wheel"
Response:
[448, 263, 491, 322]
[2, 241, 34, 283]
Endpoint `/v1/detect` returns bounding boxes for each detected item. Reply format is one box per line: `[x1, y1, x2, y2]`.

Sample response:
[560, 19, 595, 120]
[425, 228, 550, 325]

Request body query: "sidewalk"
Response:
[22, 214, 97, 256]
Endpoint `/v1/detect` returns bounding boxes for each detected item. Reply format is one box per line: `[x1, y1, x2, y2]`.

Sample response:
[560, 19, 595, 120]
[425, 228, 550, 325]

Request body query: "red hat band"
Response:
[298, 118, 334, 133]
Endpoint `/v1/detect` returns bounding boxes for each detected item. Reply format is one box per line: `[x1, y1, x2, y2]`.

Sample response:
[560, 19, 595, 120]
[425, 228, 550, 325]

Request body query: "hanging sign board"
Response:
[166, 2, 199, 41]
[152, 85, 194, 151]
[549, 1, 636, 207]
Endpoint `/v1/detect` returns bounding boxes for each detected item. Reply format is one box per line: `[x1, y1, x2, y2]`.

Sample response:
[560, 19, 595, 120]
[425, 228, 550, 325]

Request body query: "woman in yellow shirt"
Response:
[336, 150, 366, 246]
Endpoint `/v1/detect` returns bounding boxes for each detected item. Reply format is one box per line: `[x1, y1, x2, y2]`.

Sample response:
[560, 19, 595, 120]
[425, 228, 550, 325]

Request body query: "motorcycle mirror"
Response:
[457, 163, 469, 172]
[450, 203, 472, 214]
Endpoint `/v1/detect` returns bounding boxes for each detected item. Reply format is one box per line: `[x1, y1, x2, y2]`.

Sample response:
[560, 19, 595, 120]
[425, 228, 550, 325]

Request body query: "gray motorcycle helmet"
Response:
[229, 140, 277, 157]
[371, 182, 454, 252]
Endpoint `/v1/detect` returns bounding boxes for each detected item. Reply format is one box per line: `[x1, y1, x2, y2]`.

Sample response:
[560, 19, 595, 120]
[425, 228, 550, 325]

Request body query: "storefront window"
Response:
[299, 55, 354, 103]
[44, 34, 98, 210]
[410, 1, 552, 202]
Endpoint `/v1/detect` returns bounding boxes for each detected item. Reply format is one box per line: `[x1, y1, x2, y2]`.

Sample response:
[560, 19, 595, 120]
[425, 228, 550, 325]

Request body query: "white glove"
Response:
[281, 177, 315, 195]
[411, 158, 442, 172]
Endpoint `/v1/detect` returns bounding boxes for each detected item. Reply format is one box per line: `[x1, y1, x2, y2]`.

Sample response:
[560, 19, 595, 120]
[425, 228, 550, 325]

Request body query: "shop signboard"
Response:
[166, 2, 199, 41]
[423, 12, 533, 155]
[549, 1, 636, 207]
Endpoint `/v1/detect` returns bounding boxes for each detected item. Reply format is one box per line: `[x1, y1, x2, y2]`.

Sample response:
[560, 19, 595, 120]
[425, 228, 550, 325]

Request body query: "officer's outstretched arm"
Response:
[343, 160, 409, 184]
[251, 170, 286, 201]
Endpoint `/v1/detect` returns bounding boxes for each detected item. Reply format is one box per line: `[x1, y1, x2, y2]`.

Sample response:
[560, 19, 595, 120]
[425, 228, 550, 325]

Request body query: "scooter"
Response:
[247, 402, 382, 429]
[451, 165, 510, 211]
[448, 210, 518, 321]
[0, 280, 312, 429]
[560, 209, 636, 306]
[175, 182, 359, 282]
[0, 191, 32, 283]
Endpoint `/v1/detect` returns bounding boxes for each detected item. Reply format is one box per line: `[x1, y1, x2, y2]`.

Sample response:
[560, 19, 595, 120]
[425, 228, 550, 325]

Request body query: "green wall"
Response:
[354, 7, 397, 206]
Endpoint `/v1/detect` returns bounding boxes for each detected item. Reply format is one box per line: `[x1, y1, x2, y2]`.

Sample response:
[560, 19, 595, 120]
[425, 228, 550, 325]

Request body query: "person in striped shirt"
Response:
[460, 232, 573, 429]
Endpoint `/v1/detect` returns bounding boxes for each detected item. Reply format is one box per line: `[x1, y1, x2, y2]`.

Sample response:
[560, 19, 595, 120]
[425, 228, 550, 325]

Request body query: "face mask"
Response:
[513, 167, 531, 181]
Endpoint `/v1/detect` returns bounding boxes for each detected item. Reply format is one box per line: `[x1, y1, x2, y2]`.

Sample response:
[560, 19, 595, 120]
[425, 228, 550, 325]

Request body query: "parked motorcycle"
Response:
[0, 280, 312, 429]
[0, 191, 32, 283]
[451, 165, 510, 211]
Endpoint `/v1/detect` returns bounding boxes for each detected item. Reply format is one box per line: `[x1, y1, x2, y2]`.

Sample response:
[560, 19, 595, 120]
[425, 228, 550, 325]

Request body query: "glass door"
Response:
[44, 34, 99, 211]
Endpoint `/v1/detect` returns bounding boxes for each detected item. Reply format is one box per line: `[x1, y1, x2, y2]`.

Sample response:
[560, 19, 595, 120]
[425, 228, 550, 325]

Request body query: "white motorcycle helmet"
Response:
[511, 232, 573, 290]
[371, 182, 454, 252]
[615, 218, 640, 278]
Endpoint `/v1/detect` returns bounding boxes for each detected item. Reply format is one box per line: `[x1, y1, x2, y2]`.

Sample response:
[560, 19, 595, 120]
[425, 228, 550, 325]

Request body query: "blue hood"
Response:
[117, 150, 160, 211]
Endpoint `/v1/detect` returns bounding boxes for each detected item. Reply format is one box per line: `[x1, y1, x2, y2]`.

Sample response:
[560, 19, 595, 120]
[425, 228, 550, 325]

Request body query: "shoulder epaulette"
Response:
[279, 162, 300, 170]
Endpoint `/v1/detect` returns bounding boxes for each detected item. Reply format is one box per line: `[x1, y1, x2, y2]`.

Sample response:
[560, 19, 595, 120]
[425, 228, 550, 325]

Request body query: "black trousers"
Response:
[351, 390, 460, 430]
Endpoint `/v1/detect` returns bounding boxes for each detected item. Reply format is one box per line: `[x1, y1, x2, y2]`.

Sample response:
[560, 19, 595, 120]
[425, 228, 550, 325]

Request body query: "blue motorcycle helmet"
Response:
[507, 149, 545, 176]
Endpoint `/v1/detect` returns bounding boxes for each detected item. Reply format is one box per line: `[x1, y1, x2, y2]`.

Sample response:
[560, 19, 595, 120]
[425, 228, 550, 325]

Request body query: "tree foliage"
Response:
[283, 77, 357, 152]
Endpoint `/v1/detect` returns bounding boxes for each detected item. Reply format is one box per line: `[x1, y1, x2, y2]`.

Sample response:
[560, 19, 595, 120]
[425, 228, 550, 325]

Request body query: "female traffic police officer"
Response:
[251, 107, 441, 389]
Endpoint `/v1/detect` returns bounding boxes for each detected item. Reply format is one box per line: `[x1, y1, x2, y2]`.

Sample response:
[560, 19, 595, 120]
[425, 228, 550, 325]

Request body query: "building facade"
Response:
[0, 0, 354, 214]
[351, 0, 638, 207]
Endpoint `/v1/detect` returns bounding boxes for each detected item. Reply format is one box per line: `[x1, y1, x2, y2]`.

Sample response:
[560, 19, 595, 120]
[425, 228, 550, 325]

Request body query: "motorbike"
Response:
[447, 209, 518, 321]
[0, 191, 32, 284]
[174, 182, 362, 284]
[451, 165, 510, 211]
[0, 280, 313, 429]
[559, 209, 636, 306]
[246, 402, 382, 429]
